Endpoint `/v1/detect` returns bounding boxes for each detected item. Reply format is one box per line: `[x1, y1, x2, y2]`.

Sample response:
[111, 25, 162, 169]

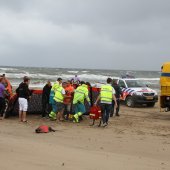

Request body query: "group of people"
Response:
[0, 74, 122, 127]
[42, 78, 90, 123]
[41, 76, 122, 127]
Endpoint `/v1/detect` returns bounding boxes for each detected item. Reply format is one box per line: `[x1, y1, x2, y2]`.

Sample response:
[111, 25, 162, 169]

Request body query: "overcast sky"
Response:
[0, 0, 170, 71]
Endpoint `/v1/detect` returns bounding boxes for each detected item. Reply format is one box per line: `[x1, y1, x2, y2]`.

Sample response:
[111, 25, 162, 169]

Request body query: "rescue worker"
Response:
[63, 80, 74, 120]
[42, 80, 52, 118]
[111, 79, 122, 117]
[73, 81, 90, 123]
[54, 82, 67, 121]
[95, 78, 117, 127]
[49, 78, 62, 120]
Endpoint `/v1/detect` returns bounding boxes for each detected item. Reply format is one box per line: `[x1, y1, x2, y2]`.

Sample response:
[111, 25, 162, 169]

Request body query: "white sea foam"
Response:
[81, 71, 89, 73]
[67, 71, 79, 74]
[4, 69, 160, 92]
[0, 67, 18, 71]
[5, 72, 159, 82]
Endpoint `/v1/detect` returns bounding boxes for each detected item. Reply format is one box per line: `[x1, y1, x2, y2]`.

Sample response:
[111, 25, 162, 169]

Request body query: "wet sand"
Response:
[0, 103, 170, 170]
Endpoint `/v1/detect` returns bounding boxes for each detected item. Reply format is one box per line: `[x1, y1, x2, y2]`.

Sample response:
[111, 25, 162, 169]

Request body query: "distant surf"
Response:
[0, 66, 160, 91]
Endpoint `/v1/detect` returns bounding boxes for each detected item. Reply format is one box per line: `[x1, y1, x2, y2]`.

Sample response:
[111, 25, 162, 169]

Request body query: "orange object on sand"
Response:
[35, 125, 55, 133]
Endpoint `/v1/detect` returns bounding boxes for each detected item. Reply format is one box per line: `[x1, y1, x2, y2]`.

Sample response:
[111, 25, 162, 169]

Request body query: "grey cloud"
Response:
[0, 0, 170, 70]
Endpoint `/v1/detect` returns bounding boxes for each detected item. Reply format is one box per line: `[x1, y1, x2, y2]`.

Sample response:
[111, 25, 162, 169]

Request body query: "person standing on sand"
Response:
[0, 77, 6, 119]
[16, 76, 31, 122]
[95, 78, 117, 127]
[2, 74, 13, 99]
[49, 78, 62, 120]
[63, 81, 74, 120]
[42, 80, 52, 118]
[110, 79, 122, 117]
[73, 81, 90, 123]
[53, 82, 67, 121]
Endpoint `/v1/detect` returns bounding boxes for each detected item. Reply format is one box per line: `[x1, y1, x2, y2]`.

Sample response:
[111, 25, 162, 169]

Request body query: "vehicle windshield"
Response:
[125, 80, 146, 88]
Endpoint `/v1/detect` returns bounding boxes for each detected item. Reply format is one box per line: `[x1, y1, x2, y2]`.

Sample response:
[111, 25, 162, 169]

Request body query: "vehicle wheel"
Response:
[126, 96, 135, 107]
[147, 102, 155, 107]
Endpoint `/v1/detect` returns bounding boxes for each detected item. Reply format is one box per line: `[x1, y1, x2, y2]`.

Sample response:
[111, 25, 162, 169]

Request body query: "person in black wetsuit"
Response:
[111, 80, 122, 117]
[42, 80, 52, 117]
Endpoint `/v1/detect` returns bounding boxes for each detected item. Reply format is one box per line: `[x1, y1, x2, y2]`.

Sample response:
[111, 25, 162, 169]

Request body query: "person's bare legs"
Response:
[57, 112, 61, 121]
[22, 111, 27, 122]
[57, 109, 64, 121]
[19, 111, 23, 121]
[59, 109, 64, 121]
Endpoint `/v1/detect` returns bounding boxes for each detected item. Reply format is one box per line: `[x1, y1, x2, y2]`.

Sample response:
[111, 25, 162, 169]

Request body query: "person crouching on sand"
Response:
[16, 76, 31, 123]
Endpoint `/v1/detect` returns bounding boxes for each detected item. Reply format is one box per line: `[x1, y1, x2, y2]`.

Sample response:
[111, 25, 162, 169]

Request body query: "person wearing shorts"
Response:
[16, 76, 31, 122]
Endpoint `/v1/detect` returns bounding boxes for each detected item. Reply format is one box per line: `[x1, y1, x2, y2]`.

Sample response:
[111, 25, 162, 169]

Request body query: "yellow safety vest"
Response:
[51, 82, 60, 93]
[73, 84, 90, 104]
[54, 86, 64, 103]
[100, 84, 113, 103]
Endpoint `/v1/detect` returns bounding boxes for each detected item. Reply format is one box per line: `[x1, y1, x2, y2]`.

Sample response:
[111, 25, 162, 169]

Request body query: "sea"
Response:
[0, 66, 160, 91]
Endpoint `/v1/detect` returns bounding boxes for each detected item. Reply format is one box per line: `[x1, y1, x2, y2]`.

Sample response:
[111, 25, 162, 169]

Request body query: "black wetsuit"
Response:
[111, 83, 122, 116]
[42, 84, 52, 117]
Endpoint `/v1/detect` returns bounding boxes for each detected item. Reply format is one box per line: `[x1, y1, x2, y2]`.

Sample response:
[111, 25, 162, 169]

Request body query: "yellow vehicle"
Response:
[160, 62, 170, 111]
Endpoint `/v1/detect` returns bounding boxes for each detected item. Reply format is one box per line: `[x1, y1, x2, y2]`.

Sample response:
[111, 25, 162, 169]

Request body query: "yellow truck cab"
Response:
[160, 62, 170, 111]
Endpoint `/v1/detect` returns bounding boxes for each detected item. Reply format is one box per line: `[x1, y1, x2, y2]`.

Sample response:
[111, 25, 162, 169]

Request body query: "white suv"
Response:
[113, 78, 158, 107]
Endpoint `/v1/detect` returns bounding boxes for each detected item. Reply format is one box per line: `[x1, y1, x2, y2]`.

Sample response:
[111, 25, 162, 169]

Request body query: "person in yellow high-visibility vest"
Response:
[49, 78, 62, 120]
[73, 81, 90, 123]
[53, 82, 67, 121]
[95, 78, 117, 127]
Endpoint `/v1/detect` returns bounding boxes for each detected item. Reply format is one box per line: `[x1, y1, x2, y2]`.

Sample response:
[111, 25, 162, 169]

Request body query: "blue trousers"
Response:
[74, 103, 86, 114]
[100, 103, 112, 124]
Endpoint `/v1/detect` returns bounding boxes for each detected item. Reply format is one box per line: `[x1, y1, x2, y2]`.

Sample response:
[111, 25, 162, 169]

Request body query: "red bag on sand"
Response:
[35, 125, 55, 133]
[89, 106, 101, 120]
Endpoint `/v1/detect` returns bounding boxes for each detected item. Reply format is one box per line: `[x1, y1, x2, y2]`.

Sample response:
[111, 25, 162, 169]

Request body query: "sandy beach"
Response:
[0, 103, 170, 170]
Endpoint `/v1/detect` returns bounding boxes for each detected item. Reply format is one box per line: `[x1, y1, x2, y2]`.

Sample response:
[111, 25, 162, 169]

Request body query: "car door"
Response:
[118, 80, 126, 89]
